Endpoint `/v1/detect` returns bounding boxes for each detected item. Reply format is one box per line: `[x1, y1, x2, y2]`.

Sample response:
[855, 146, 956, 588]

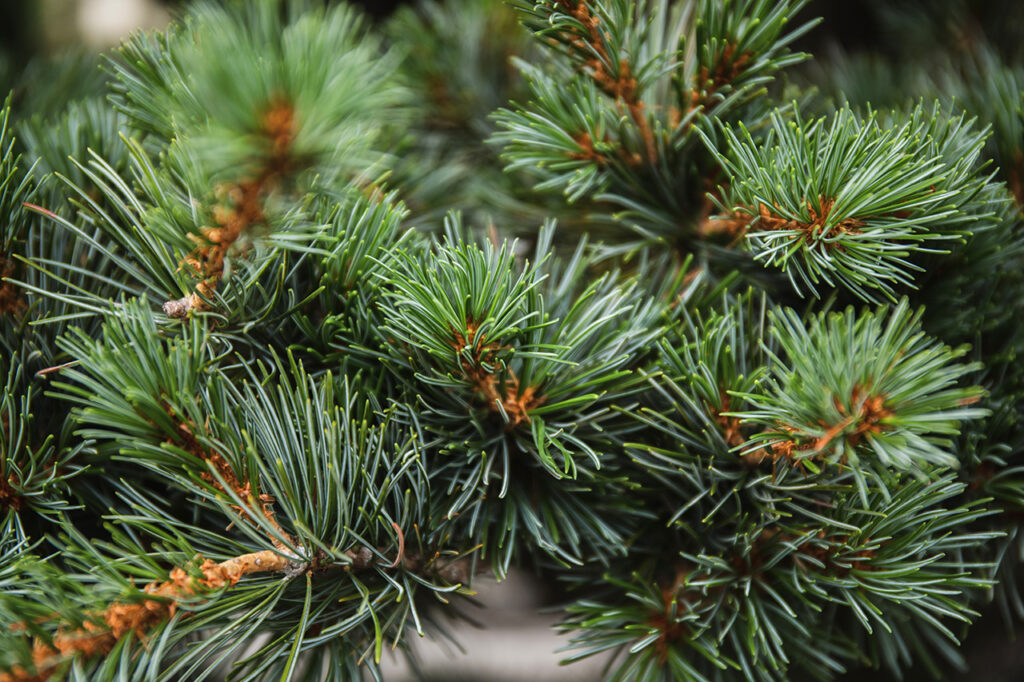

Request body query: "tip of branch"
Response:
[162, 294, 202, 319]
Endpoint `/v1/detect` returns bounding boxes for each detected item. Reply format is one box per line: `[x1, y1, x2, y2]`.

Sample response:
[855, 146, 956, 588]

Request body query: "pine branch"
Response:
[496, 0, 817, 244]
[701, 103, 996, 299]
[734, 300, 985, 499]
[3, 2, 1024, 680]
[560, 475, 998, 681]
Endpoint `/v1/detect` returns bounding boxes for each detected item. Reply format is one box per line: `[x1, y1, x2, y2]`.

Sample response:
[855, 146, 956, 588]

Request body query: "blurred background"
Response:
[0, 0, 950, 56]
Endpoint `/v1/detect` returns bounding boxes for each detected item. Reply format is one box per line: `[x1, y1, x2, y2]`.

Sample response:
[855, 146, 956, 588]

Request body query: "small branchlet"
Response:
[735, 300, 985, 497]
[450, 319, 545, 428]
[0, 518, 472, 681]
[703, 104, 994, 299]
[162, 402, 292, 547]
[0, 550, 292, 682]
[166, 98, 296, 316]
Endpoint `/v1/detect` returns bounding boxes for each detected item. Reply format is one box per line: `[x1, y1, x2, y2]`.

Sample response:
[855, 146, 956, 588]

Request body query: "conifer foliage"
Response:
[0, 0, 1023, 680]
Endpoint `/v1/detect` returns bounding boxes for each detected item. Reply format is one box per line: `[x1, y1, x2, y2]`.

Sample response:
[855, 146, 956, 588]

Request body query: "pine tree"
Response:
[1, 0, 1023, 680]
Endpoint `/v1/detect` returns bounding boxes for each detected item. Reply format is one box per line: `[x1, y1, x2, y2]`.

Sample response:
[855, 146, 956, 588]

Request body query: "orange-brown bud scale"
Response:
[449, 321, 545, 428]
[558, 2, 658, 163]
[0, 550, 295, 681]
[165, 99, 297, 318]
[160, 403, 291, 547]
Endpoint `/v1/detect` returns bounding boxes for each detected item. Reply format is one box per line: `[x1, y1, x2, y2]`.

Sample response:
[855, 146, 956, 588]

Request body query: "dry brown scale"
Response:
[164, 100, 297, 319]
[0, 551, 296, 682]
[553, 0, 658, 163]
[450, 320, 545, 428]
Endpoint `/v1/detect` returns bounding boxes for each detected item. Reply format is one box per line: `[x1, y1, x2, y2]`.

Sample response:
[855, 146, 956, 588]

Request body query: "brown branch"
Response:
[0, 472, 22, 512]
[686, 43, 752, 116]
[0, 550, 296, 682]
[649, 567, 689, 664]
[0, 538, 474, 681]
[705, 394, 813, 475]
[752, 198, 864, 244]
[162, 404, 292, 547]
[570, 132, 609, 164]
[559, 2, 657, 162]
[698, 210, 752, 240]
[711, 391, 746, 448]
[165, 98, 297, 318]
[743, 388, 893, 470]
[696, 382, 894, 472]
[0, 407, 22, 510]
[828, 389, 891, 449]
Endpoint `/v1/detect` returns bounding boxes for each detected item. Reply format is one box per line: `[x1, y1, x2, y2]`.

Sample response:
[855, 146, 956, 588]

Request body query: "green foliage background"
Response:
[1, 1, 1023, 680]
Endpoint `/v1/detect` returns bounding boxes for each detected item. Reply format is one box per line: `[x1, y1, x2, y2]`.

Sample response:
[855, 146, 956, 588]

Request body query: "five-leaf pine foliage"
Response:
[0, 0, 1022, 680]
